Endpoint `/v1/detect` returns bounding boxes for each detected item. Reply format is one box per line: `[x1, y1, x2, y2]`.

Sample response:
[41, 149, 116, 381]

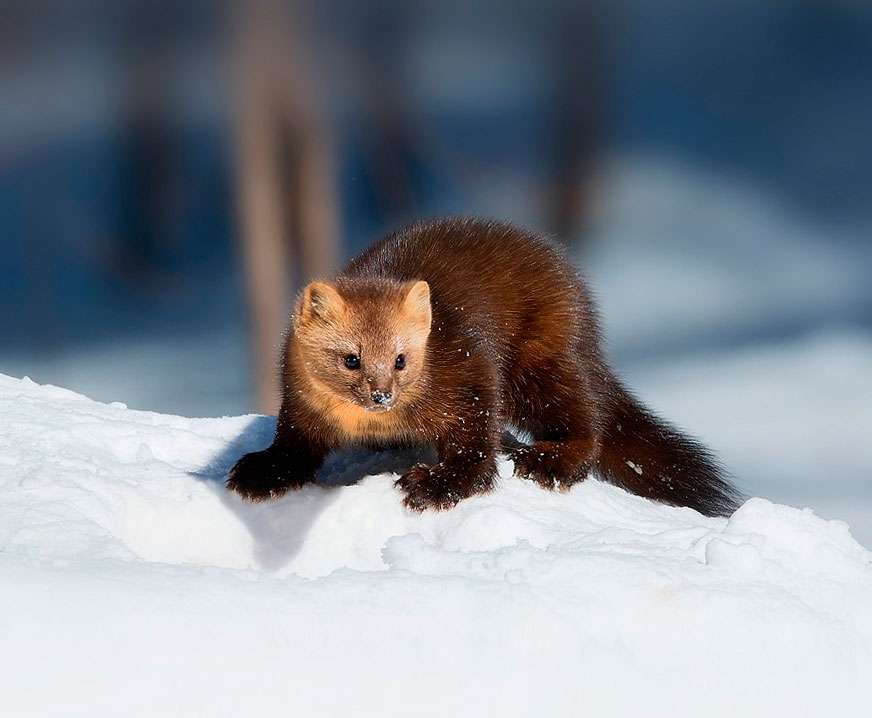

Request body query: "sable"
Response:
[228, 218, 742, 516]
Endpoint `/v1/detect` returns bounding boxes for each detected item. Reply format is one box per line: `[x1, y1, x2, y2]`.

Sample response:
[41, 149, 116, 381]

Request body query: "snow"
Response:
[586, 158, 872, 359]
[2, 373, 871, 716]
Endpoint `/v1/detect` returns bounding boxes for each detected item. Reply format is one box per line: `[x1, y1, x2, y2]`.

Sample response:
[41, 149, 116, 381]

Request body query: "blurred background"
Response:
[2, 0, 871, 542]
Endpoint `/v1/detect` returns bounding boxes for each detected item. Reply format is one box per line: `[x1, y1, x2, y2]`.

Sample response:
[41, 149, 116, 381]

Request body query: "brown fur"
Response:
[228, 218, 741, 516]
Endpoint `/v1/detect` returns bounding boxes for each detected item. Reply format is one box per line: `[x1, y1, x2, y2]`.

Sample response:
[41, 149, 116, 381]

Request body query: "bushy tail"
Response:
[596, 375, 742, 517]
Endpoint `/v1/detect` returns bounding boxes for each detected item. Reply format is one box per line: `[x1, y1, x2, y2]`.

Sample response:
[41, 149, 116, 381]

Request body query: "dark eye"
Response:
[395, 354, 406, 370]
[344, 354, 360, 370]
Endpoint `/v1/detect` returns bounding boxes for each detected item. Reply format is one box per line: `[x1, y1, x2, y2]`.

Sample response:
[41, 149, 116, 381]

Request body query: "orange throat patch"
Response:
[297, 366, 418, 443]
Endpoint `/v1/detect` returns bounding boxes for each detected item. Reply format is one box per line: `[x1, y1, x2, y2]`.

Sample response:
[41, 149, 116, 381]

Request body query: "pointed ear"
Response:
[296, 282, 346, 326]
[402, 280, 431, 331]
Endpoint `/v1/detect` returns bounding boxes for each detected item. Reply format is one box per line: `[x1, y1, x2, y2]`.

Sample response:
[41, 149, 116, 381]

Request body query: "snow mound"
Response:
[1, 374, 871, 716]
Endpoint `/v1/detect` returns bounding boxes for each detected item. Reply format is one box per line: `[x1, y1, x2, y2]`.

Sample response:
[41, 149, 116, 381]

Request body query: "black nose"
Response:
[370, 390, 392, 405]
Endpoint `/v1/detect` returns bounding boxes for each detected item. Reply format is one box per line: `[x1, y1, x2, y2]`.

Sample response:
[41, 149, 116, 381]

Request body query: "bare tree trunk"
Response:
[232, 0, 338, 414]
[548, 0, 605, 248]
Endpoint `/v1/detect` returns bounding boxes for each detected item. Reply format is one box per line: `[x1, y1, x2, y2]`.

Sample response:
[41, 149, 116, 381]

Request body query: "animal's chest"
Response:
[328, 402, 417, 443]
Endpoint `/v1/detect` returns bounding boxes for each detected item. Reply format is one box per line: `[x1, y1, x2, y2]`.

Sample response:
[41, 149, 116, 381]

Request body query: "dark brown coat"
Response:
[228, 218, 741, 516]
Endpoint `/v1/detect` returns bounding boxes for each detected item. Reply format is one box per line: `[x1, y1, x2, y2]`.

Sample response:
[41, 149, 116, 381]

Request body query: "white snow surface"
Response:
[2, 374, 871, 716]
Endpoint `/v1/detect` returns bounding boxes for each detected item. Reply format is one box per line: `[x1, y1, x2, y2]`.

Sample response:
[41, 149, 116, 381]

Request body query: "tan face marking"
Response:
[291, 278, 431, 440]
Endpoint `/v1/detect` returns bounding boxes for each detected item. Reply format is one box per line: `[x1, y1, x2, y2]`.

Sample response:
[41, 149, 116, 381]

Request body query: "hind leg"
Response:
[510, 440, 590, 490]
[510, 437, 600, 490]
[507, 365, 602, 491]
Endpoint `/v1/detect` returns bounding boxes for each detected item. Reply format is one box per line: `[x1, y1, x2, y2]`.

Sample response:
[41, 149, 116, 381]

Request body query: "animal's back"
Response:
[344, 218, 593, 373]
[348, 218, 574, 304]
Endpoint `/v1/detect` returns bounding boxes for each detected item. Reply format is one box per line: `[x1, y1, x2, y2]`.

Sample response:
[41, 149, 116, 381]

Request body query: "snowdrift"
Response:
[1, 374, 870, 716]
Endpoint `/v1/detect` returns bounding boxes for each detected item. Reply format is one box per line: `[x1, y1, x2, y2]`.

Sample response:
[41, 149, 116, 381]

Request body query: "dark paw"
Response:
[226, 448, 314, 501]
[509, 446, 588, 492]
[395, 462, 490, 512]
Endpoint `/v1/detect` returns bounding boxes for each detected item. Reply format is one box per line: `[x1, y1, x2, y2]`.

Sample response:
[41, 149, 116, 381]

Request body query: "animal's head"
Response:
[291, 278, 432, 413]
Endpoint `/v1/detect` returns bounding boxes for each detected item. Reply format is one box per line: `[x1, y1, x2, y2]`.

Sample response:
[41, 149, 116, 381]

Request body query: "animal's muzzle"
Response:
[370, 390, 392, 405]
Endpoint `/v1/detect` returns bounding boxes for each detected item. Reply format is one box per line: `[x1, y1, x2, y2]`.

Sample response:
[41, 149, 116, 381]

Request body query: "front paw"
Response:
[395, 462, 493, 512]
[227, 448, 314, 501]
[395, 463, 459, 511]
